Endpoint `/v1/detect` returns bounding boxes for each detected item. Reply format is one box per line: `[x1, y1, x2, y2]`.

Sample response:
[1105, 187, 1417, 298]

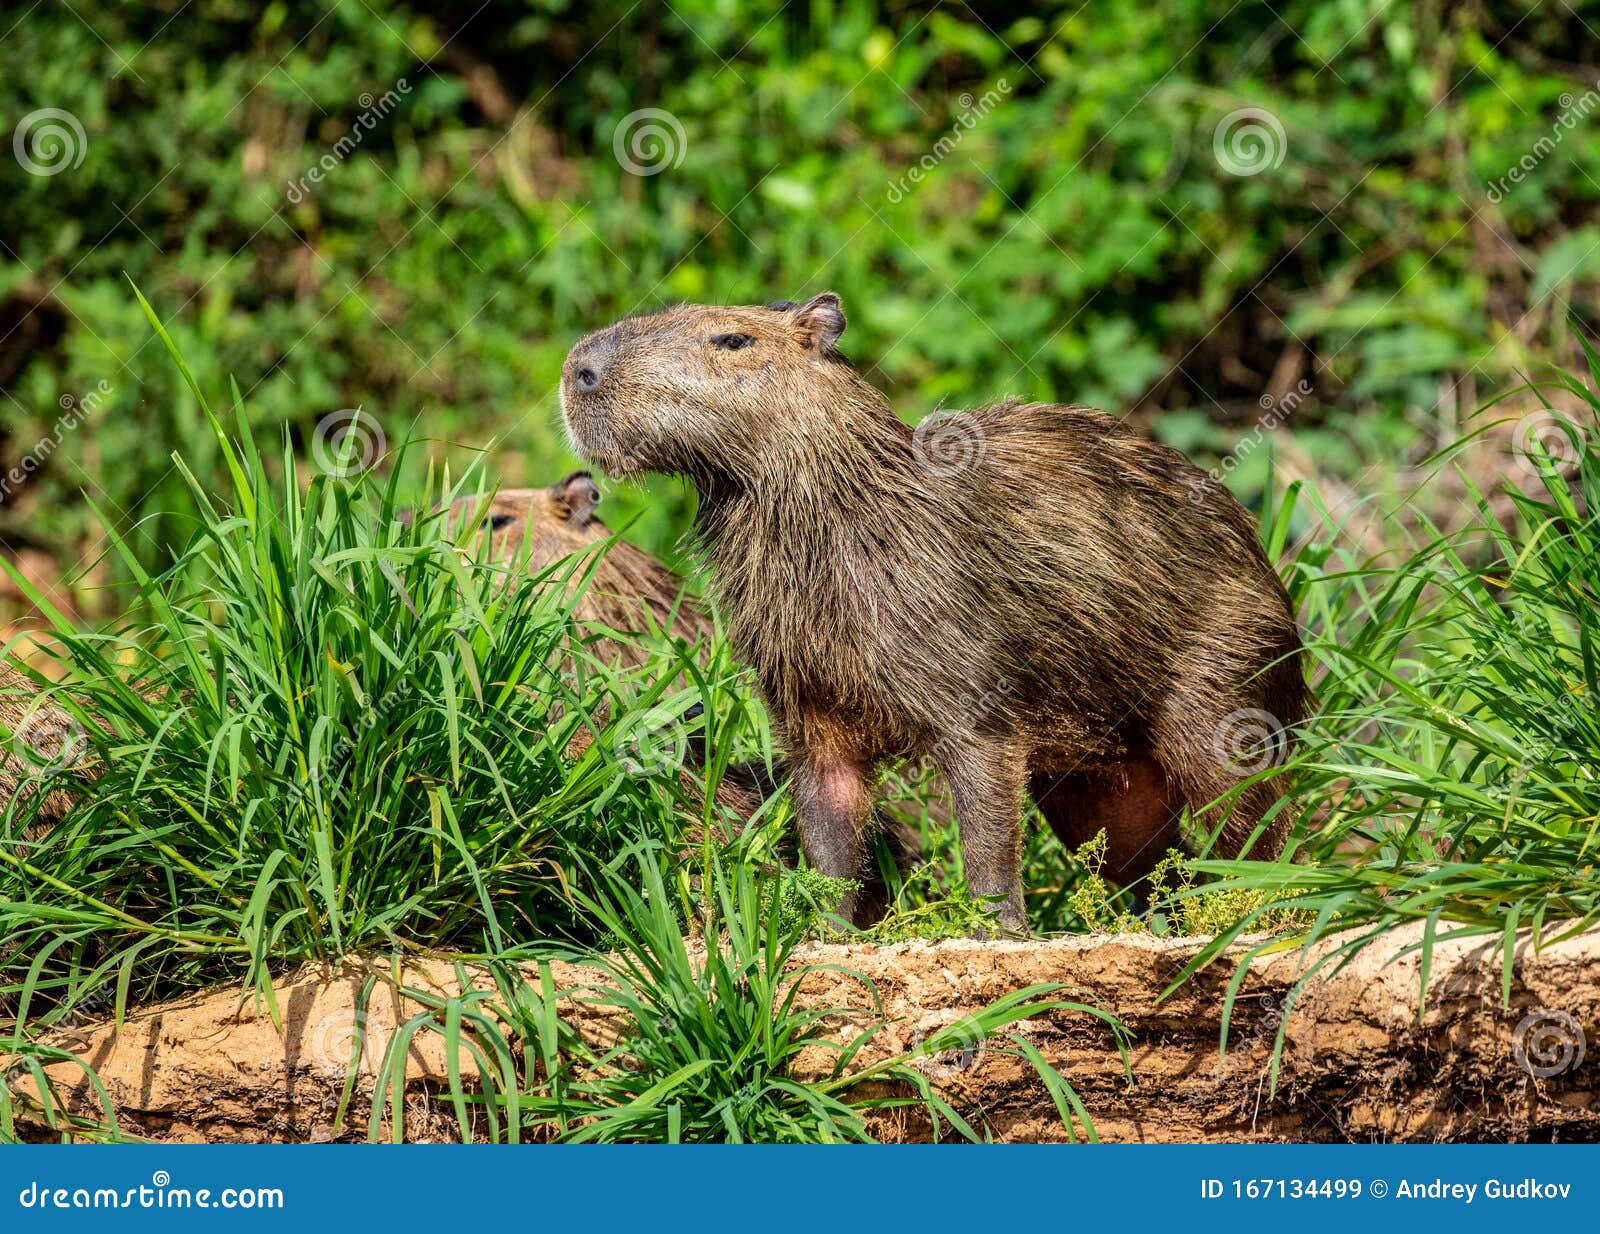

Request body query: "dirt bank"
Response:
[12, 921, 1599, 1142]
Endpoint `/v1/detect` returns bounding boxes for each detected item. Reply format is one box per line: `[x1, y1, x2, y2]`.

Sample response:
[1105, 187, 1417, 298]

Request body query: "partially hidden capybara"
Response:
[560, 293, 1308, 930]
[0, 473, 710, 828]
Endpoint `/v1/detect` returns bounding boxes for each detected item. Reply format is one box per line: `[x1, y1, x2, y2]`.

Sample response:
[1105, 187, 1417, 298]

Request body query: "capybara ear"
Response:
[552, 469, 602, 525]
[793, 292, 846, 351]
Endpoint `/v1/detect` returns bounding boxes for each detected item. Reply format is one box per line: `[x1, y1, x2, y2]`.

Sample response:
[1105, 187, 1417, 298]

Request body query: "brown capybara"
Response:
[560, 293, 1308, 930]
[450, 471, 714, 667]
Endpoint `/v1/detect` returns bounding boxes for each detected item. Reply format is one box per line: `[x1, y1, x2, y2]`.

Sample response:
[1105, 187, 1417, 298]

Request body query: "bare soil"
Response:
[13, 920, 1599, 1143]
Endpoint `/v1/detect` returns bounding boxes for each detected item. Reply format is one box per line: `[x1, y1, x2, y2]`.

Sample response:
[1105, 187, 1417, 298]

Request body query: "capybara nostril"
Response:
[575, 364, 601, 393]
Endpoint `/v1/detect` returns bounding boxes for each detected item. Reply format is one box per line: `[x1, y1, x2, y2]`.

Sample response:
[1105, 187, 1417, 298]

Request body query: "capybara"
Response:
[452, 471, 713, 666]
[560, 293, 1308, 930]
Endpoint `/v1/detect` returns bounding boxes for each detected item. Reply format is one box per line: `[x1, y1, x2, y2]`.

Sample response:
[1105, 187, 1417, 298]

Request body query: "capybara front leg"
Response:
[940, 742, 1028, 932]
[790, 753, 872, 925]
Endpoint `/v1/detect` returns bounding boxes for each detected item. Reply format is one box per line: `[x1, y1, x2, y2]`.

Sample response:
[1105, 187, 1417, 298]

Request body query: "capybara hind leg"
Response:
[1031, 756, 1181, 888]
[1150, 643, 1304, 862]
[790, 753, 872, 925]
[940, 743, 1028, 931]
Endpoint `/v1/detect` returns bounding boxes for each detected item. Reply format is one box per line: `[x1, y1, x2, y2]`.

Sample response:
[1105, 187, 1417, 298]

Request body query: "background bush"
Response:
[3, 0, 1600, 601]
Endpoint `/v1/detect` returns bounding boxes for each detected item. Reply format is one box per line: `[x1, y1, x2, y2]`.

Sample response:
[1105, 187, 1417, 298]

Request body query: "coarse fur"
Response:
[561, 293, 1309, 929]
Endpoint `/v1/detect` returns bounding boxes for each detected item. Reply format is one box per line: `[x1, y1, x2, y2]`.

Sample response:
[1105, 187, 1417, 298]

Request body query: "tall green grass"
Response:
[0, 303, 752, 1036]
[1177, 362, 1600, 1021]
[365, 849, 1128, 1144]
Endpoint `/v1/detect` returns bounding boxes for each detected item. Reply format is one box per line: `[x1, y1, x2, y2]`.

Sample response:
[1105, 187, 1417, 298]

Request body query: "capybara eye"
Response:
[488, 514, 516, 530]
[710, 333, 756, 350]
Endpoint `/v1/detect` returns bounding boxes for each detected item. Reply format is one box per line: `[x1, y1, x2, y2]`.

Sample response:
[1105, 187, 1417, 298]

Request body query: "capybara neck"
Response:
[690, 383, 917, 549]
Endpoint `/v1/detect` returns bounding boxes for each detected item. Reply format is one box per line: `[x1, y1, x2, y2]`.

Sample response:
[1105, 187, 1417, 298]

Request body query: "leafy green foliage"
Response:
[3, 2, 1598, 600]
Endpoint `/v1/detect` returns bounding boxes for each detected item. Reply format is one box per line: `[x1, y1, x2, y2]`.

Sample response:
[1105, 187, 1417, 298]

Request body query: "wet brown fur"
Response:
[561, 293, 1308, 928]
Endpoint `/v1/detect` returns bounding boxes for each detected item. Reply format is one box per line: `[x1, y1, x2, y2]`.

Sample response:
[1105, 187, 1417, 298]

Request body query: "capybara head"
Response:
[454, 470, 605, 563]
[560, 293, 872, 478]
[442, 471, 711, 661]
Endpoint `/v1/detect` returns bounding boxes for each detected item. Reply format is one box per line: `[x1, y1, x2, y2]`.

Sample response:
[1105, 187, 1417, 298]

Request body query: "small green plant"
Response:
[374, 846, 1130, 1144]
